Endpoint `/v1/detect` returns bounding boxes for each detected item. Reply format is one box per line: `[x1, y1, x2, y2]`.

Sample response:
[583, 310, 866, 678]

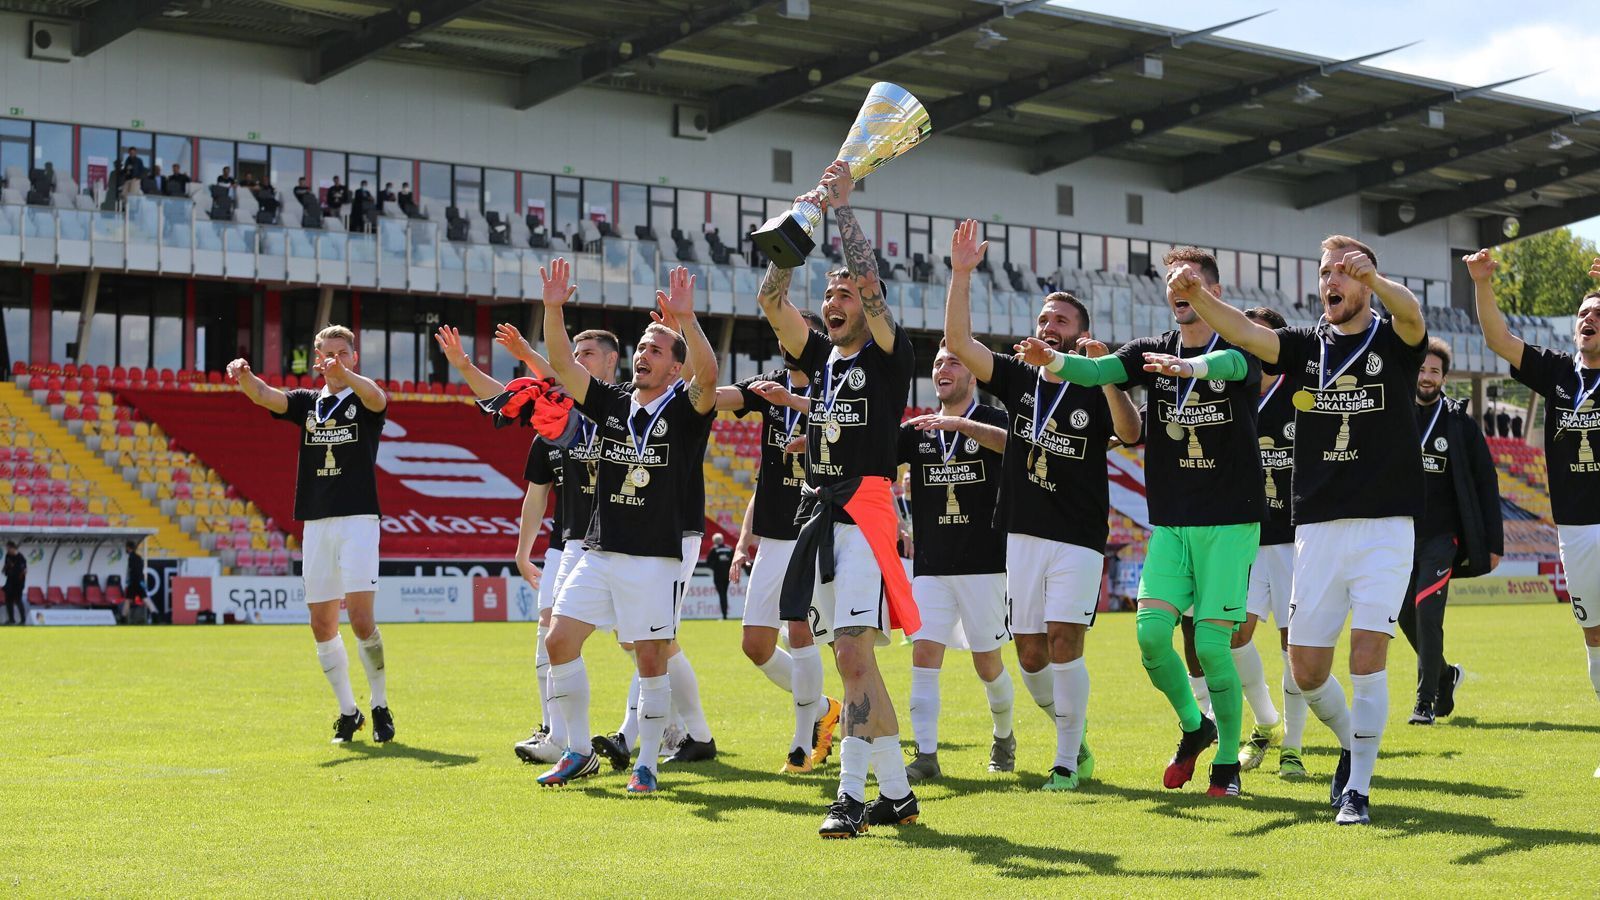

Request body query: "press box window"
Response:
[772, 148, 793, 184]
[1057, 184, 1074, 217]
[1126, 192, 1143, 226]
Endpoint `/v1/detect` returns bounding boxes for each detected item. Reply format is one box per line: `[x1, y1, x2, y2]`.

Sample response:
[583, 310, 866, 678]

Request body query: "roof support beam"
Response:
[1477, 191, 1600, 247]
[1030, 43, 1412, 175]
[925, 11, 1269, 137]
[1168, 74, 1535, 193]
[310, 0, 494, 84]
[518, 0, 769, 111]
[75, 0, 169, 56]
[1379, 151, 1600, 234]
[706, 2, 1022, 133]
[1293, 109, 1598, 209]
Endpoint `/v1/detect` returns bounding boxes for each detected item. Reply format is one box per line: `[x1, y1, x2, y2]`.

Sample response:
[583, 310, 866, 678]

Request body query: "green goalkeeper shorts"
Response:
[1135, 523, 1261, 624]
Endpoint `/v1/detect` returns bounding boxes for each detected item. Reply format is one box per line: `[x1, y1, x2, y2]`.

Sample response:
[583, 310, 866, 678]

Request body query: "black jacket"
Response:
[1439, 397, 1504, 577]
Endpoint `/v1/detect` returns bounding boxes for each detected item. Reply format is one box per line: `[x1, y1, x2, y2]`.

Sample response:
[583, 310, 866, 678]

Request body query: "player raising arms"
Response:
[762, 162, 919, 838]
[944, 219, 1142, 792]
[1187, 235, 1428, 825]
[228, 326, 394, 745]
[1017, 246, 1267, 798]
[532, 259, 718, 795]
[1467, 248, 1600, 774]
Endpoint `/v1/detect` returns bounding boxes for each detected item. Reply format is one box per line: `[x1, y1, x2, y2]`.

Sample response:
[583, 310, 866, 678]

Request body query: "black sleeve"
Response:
[787, 330, 829, 375]
[572, 377, 628, 425]
[1389, 318, 1429, 365]
[1112, 336, 1159, 389]
[1464, 412, 1505, 556]
[897, 422, 916, 465]
[524, 440, 555, 485]
[883, 321, 917, 383]
[982, 351, 1022, 398]
[1510, 343, 1570, 398]
[732, 369, 786, 419]
[1266, 327, 1314, 377]
[270, 389, 315, 422]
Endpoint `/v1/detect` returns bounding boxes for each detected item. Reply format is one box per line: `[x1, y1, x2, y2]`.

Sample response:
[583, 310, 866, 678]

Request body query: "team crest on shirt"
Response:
[847, 368, 866, 390]
[1365, 352, 1383, 376]
[344, 404, 357, 420]
[964, 436, 979, 454]
[1434, 436, 1448, 452]
[653, 418, 669, 437]
[1284, 421, 1296, 441]
[1209, 380, 1225, 393]
[1069, 409, 1089, 430]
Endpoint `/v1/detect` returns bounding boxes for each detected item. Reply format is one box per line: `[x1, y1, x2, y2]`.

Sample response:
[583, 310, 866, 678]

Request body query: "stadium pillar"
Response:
[262, 290, 283, 377]
[717, 315, 734, 373]
[474, 302, 493, 370]
[29, 272, 50, 366]
[1472, 376, 1487, 427]
[72, 272, 101, 367]
[314, 286, 334, 331]
[182, 283, 196, 371]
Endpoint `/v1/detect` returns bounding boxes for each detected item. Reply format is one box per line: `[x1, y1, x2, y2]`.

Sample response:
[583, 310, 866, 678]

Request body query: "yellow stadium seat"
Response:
[14, 496, 30, 513]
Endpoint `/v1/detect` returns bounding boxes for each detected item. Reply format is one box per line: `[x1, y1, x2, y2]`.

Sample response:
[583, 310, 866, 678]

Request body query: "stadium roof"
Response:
[15, 0, 1600, 243]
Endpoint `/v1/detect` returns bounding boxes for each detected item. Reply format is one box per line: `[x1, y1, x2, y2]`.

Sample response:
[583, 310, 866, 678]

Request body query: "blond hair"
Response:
[315, 325, 356, 350]
[1320, 234, 1378, 269]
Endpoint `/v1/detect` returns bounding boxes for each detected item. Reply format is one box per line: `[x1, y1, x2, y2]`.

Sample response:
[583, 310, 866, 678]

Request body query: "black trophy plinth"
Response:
[751, 211, 815, 269]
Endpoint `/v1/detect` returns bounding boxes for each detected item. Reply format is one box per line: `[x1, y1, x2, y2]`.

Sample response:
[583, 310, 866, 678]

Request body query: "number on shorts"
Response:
[809, 605, 826, 637]
[1574, 598, 1589, 623]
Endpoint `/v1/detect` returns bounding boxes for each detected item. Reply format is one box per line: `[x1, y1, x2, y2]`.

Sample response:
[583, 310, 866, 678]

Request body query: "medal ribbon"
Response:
[628, 382, 680, 463]
[312, 390, 345, 426]
[1316, 312, 1380, 390]
[821, 342, 872, 429]
[782, 372, 811, 445]
[936, 398, 979, 463]
[1572, 361, 1600, 416]
[1032, 371, 1069, 448]
[1258, 374, 1285, 413]
[1173, 332, 1220, 422]
[1418, 399, 1445, 449]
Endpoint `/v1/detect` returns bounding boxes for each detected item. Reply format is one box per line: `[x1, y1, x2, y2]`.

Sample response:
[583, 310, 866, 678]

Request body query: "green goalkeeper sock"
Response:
[1194, 620, 1243, 765]
[1135, 606, 1202, 732]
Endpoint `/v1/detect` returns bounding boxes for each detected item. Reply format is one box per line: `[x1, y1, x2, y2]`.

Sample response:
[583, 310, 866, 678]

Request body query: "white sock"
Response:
[667, 652, 712, 741]
[908, 666, 941, 755]
[635, 674, 670, 774]
[356, 629, 387, 708]
[1232, 642, 1279, 727]
[1020, 664, 1055, 722]
[838, 735, 871, 802]
[549, 659, 590, 753]
[756, 648, 794, 692]
[619, 673, 641, 749]
[872, 734, 911, 799]
[1300, 674, 1352, 750]
[1346, 670, 1387, 795]
[791, 644, 825, 752]
[535, 627, 552, 725]
[984, 668, 1015, 739]
[1051, 659, 1089, 771]
[1282, 650, 1307, 749]
[1588, 645, 1600, 703]
[315, 636, 358, 716]
[1190, 674, 1213, 717]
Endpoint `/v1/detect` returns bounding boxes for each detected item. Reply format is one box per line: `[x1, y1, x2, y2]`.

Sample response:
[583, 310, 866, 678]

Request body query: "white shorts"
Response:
[537, 546, 564, 612]
[553, 550, 681, 644]
[910, 573, 1009, 653]
[301, 515, 380, 604]
[743, 537, 796, 631]
[1246, 543, 1294, 628]
[679, 534, 702, 591]
[1558, 524, 1600, 628]
[1289, 517, 1414, 647]
[1005, 533, 1103, 634]
[808, 523, 889, 647]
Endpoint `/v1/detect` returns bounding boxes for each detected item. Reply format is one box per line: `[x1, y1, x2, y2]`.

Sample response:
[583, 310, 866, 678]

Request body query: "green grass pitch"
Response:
[3, 604, 1598, 896]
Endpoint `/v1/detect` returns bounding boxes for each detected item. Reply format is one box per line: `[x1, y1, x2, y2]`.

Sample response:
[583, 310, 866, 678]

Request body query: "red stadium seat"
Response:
[45, 587, 65, 607]
[207, 371, 223, 384]
[62, 405, 81, 420]
[29, 586, 46, 607]
[95, 365, 111, 380]
[160, 368, 176, 383]
[66, 586, 84, 606]
[10, 361, 24, 377]
[85, 585, 105, 605]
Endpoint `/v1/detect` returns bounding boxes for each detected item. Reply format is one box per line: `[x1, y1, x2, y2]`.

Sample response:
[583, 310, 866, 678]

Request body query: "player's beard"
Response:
[1415, 384, 1441, 405]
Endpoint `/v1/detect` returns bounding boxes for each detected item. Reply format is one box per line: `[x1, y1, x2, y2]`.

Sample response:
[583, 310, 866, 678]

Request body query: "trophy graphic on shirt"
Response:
[1185, 426, 1203, 460]
[1031, 419, 1055, 480]
[1260, 437, 1278, 501]
[818, 420, 835, 466]
[790, 450, 805, 481]
[323, 445, 336, 471]
[1578, 398, 1597, 466]
[1333, 374, 1359, 453]
[585, 460, 598, 493]
[945, 482, 960, 516]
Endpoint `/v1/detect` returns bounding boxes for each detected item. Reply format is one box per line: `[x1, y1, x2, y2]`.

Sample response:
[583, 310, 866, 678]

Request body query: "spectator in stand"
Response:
[255, 180, 280, 221]
[3, 540, 25, 626]
[165, 163, 191, 196]
[1512, 413, 1524, 440]
[325, 176, 350, 222]
[1484, 408, 1495, 436]
[293, 177, 315, 209]
[350, 180, 374, 232]
[398, 182, 418, 217]
[140, 164, 164, 197]
[378, 182, 397, 214]
[122, 540, 147, 624]
[1496, 409, 1512, 438]
[1143, 261, 1159, 280]
[118, 147, 146, 200]
[705, 533, 735, 620]
[216, 166, 236, 186]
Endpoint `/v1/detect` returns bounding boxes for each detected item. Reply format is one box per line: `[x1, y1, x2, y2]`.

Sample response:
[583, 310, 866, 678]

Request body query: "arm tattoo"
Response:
[844, 695, 871, 736]
[687, 382, 706, 406]
[832, 206, 892, 323]
[756, 263, 793, 314]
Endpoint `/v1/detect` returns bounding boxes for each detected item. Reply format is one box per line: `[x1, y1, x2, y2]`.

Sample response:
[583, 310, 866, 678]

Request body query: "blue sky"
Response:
[1056, 1, 1600, 245]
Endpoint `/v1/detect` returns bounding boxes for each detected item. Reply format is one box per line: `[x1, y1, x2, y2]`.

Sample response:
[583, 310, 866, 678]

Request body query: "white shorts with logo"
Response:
[910, 573, 1009, 653]
[1558, 524, 1600, 628]
[301, 515, 380, 604]
[1289, 517, 1414, 647]
[808, 523, 889, 647]
[743, 537, 796, 631]
[1246, 543, 1295, 628]
[679, 534, 702, 592]
[553, 550, 681, 644]
[1005, 533, 1103, 634]
[537, 546, 564, 613]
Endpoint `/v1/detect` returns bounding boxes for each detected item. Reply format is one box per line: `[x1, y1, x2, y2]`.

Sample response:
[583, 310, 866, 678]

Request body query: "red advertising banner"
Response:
[120, 390, 547, 559]
[472, 576, 509, 622]
[170, 575, 212, 625]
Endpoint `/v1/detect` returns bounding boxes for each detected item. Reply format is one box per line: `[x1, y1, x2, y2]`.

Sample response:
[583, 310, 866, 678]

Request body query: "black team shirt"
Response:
[1415, 398, 1459, 538]
[790, 324, 915, 523]
[523, 439, 566, 552]
[980, 353, 1113, 553]
[573, 379, 713, 559]
[735, 369, 810, 541]
[896, 403, 1008, 576]
[1511, 344, 1600, 526]
[1255, 374, 1297, 546]
[1113, 332, 1264, 527]
[559, 407, 605, 545]
[272, 387, 384, 522]
[1270, 316, 1427, 525]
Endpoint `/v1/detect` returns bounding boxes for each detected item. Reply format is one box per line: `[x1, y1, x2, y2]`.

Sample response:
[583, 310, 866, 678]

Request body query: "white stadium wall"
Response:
[0, 12, 1463, 282]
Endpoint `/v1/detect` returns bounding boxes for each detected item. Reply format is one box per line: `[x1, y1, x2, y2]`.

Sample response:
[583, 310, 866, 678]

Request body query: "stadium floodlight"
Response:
[1549, 130, 1574, 150]
[1293, 82, 1322, 104]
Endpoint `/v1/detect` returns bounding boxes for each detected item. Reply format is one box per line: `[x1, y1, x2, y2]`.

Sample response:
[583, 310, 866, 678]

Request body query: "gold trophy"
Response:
[1334, 375, 1358, 453]
[1260, 437, 1278, 501]
[1185, 426, 1203, 460]
[751, 82, 932, 268]
[945, 482, 960, 517]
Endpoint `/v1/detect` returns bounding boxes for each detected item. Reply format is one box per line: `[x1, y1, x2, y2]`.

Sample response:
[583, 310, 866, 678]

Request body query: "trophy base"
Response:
[751, 212, 816, 269]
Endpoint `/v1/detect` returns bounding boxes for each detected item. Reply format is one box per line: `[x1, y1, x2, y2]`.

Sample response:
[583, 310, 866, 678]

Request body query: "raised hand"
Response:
[433, 325, 469, 367]
[225, 358, 253, 383]
[907, 413, 965, 433]
[1142, 352, 1194, 378]
[820, 159, 854, 209]
[750, 380, 806, 411]
[1461, 248, 1499, 283]
[317, 354, 348, 377]
[1166, 265, 1206, 302]
[950, 218, 988, 273]
[1335, 249, 1378, 286]
[1013, 336, 1056, 368]
[540, 257, 576, 307]
[495, 322, 536, 363]
[1077, 335, 1109, 359]
[1588, 256, 1600, 281]
[657, 265, 697, 319]
[649, 301, 681, 334]
[795, 188, 827, 212]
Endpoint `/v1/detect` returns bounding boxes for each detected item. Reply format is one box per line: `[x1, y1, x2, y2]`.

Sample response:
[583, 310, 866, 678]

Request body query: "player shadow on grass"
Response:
[1448, 716, 1600, 734]
[882, 826, 1259, 881]
[320, 741, 478, 769]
